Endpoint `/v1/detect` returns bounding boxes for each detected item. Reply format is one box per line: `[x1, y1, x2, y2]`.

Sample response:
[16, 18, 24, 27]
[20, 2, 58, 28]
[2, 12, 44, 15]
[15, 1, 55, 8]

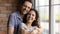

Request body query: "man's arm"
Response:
[8, 27, 14, 34]
[7, 14, 16, 34]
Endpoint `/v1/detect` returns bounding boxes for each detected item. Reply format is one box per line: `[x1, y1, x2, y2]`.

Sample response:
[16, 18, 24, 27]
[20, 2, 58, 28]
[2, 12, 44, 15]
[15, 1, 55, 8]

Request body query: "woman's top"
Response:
[19, 23, 38, 31]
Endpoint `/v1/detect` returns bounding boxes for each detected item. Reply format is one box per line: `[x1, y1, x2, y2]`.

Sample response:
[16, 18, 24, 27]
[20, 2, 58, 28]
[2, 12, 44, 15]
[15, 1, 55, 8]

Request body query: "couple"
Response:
[7, 0, 42, 34]
[18, 9, 42, 34]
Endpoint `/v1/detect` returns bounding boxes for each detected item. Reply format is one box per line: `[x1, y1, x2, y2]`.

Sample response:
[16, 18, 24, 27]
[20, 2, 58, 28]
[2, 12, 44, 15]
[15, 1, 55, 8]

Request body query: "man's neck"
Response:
[20, 14, 24, 19]
[19, 11, 24, 19]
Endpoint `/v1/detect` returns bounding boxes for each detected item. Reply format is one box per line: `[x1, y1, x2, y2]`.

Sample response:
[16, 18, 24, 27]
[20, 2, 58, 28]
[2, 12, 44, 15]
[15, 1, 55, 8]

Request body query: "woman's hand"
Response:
[30, 27, 43, 34]
[18, 28, 29, 34]
[37, 28, 43, 34]
[29, 30, 38, 34]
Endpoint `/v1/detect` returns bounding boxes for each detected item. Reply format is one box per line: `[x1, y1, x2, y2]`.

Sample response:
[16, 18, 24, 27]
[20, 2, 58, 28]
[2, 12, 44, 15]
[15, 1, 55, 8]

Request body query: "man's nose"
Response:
[25, 7, 28, 10]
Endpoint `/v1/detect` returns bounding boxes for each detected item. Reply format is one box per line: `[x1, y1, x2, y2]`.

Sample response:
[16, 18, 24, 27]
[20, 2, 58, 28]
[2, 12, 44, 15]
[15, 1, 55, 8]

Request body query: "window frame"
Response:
[34, 0, 56, 34]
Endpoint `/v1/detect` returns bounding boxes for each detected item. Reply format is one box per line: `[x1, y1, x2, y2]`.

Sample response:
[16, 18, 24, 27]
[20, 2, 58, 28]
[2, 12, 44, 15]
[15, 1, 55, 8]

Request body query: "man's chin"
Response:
[28, 20, 32, 22]
[23, 12, 27, 15]
[23, 13, 27, 15]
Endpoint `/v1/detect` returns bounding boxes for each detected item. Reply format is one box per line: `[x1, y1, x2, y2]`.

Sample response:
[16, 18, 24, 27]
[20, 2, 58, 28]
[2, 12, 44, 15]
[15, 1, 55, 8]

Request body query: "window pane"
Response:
[53, 5, 60, 34]
[35, 6, 49, 34]
[35, 0, 49, 34]
[36, 6, 49, 21]
[54, 5, 60, 21]
[35, 0, 49, 6]
[52, 0, 60, 4]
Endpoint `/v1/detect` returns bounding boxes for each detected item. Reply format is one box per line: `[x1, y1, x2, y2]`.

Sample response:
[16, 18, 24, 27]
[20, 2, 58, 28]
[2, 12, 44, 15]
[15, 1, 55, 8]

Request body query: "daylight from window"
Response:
[35, 0, 60, 34]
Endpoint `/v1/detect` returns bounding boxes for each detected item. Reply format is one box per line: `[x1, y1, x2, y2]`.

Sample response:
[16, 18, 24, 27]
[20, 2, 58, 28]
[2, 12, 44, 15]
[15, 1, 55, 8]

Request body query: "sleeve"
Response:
[31, 26, 38, 30]
[19, 23, 27, 30]
[8, 14, 16, 27]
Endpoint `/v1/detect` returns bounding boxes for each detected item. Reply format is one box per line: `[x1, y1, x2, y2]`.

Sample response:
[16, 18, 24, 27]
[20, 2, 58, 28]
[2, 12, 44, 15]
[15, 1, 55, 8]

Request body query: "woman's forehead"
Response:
[29, 10, 35, 13]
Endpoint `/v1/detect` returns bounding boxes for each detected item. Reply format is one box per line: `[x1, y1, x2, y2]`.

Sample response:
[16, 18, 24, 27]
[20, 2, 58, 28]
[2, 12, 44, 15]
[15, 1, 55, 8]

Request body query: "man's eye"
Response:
[28, 7, 30, 9]
[24, 5, 27, 7]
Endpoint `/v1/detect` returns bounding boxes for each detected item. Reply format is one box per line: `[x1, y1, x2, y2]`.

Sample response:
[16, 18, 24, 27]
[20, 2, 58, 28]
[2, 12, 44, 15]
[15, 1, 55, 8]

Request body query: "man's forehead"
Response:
[24, 1, 32, 4]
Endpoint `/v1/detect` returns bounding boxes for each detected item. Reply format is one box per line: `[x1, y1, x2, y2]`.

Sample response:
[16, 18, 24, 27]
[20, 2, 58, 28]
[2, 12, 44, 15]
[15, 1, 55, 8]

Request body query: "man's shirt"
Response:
[8, 11, 23, 34]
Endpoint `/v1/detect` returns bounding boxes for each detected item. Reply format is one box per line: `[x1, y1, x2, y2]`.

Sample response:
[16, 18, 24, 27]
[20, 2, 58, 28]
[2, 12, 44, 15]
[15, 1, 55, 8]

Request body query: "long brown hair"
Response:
[23, 9, 41, 28]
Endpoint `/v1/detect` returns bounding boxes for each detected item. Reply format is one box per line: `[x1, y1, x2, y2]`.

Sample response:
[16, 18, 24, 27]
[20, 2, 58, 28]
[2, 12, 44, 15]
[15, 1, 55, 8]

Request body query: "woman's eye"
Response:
[32, 14, 34, 16]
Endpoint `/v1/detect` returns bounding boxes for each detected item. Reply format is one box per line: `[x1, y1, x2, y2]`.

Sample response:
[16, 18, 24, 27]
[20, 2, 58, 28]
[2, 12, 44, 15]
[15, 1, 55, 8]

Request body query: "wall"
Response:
[0, 0, 17, 34]
[0, 0, 31, 34]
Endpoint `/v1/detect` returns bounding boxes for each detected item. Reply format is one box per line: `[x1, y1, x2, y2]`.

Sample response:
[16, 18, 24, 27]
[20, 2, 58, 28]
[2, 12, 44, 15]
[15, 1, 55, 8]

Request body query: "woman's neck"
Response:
[26, 22, 32, 27]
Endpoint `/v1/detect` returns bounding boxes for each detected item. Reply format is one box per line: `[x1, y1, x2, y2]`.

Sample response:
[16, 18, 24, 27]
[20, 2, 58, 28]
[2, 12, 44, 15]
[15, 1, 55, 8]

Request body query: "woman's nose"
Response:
[28, 14, 32, 18]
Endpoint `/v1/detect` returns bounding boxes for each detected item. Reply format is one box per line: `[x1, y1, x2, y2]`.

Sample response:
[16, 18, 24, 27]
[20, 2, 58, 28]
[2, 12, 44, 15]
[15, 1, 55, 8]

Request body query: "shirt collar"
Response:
[16, 11, 23, 21]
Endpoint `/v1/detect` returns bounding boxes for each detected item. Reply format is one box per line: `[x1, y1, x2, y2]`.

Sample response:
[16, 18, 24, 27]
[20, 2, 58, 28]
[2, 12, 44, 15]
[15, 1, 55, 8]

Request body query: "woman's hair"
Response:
[23, 9, 40, 28]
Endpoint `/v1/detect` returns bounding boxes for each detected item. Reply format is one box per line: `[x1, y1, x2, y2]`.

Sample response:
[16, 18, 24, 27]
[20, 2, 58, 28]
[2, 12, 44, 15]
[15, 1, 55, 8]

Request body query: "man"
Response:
[7, 0, 32, 34]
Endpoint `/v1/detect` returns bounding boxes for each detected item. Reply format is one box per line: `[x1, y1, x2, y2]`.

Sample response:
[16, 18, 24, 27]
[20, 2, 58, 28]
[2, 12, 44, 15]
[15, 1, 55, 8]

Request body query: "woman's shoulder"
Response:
[19, 23, 27, 29]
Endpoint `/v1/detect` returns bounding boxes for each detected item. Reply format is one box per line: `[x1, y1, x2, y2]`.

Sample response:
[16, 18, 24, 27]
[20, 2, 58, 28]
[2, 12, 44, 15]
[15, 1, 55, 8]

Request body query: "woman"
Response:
[18, 9, 43, 34]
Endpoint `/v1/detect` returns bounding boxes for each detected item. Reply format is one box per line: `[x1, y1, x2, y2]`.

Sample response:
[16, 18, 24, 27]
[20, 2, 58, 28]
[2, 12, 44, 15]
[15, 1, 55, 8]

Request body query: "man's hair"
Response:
[16, 0, 32, 11]
[17, 0, 32, 5]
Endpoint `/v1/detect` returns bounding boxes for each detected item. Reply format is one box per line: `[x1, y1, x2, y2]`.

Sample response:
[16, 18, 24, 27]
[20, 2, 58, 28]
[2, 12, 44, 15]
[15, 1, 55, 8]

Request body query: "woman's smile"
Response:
[27, 10, 36, 23]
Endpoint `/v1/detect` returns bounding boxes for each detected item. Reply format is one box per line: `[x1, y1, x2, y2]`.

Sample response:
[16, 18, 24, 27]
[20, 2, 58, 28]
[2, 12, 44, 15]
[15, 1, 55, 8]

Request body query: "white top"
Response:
[19, 23, 38, 31]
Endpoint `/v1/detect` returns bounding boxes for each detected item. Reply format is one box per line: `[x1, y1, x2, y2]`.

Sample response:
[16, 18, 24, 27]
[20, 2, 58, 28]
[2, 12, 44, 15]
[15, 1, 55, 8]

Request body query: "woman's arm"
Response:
[18, 28, 38, 34]
[37, 27, 43, 34]
[18, 28, 29, 34]
[31, 27, 43, 34]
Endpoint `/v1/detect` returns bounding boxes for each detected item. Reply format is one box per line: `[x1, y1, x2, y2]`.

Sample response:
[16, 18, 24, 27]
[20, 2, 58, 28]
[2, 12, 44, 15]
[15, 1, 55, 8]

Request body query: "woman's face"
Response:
[27, 10, 36, 23]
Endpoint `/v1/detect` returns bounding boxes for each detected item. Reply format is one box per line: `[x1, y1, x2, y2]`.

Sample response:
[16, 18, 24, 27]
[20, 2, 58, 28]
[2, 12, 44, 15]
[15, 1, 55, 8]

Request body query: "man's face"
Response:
[21, 1, 32, 15]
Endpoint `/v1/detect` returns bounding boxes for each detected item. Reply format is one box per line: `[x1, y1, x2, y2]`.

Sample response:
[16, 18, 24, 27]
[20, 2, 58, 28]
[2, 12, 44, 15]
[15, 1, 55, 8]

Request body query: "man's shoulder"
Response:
[10, 11, 20, 16]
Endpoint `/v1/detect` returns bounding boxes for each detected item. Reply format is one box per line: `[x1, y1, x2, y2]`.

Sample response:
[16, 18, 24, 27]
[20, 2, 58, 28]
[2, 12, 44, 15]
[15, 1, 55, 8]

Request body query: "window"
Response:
[53, 0, 60, 34]
[35, 0, 49, 34]
[35, 0, 60, 34]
